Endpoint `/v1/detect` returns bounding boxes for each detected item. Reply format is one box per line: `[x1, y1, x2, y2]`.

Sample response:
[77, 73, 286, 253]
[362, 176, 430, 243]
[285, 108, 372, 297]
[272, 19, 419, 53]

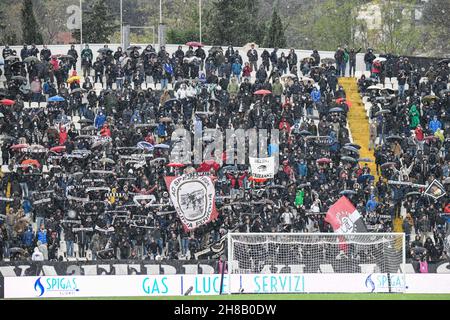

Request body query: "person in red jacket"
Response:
[242, 62, 252, 80]
[59, 125, 68, 145]
[415, 124, 424, 151]
[279, 118, 291, 133]
[100, 123, 111, 137]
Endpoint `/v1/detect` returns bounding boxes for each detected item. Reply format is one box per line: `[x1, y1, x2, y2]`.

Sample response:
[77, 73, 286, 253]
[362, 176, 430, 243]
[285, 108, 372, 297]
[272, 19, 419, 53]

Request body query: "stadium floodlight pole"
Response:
[80, 0, 83, 70]
[159, 0, 162, 24]
[120, 0, 123, 48]
[199, 0, 202, 44]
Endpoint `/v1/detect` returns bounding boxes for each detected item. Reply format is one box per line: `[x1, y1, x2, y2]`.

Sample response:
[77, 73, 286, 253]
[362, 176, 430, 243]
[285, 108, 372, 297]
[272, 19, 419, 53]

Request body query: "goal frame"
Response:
[227, 232, 406, 294]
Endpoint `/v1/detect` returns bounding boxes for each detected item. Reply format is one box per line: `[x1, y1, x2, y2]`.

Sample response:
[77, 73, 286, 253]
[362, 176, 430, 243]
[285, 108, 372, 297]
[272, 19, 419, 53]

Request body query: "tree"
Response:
[206, 0, 264, 46]
[379, 0, 422, 55]
[421, 0, 450, 55]
[21, 0, 43, 45]
[263, 9, 286, 48]
[73, 0, 117, 43]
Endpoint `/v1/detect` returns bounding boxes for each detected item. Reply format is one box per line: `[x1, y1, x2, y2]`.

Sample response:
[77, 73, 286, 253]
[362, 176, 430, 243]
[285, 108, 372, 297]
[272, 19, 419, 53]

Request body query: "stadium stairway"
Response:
[338, 77, 403, 233]
[338, 77, 378, 180]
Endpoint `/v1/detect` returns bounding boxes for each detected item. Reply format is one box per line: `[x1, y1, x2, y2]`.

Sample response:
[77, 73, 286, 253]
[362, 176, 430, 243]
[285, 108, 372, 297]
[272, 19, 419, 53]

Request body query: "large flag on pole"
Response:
[164, 173, 218, 231]
[325, 196, 368, 233]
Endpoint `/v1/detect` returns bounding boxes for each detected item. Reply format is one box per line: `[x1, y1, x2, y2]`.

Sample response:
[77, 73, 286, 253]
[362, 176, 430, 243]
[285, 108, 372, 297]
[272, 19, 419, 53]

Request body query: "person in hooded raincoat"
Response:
[409, 104, 420, 129]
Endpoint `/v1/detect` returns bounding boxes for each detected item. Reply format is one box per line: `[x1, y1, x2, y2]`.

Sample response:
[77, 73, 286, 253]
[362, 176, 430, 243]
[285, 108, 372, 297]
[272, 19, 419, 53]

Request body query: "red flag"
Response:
[325, 196, 367, 233]
[325, 196, 368, 252]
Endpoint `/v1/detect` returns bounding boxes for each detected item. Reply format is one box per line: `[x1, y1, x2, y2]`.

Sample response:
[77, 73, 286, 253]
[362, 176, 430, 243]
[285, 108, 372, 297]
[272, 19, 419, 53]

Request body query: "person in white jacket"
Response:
[32, 247, 44, 261]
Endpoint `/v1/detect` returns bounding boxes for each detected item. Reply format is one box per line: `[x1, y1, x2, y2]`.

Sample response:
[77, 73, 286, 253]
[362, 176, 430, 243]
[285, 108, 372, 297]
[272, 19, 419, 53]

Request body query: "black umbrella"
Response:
[299, 130, 312, 136]
[97, 48, 113, 53]
[11, 76, 27, 82]
[380, 162, 396, 168]
[375, 109, 391, 116]
[58, 55, 75, 60]
[329, 107, 344, 113]
[437, 59, 450, 65]
[78, 118, 94, 124]
[345, 143, 361, 150]
[322, 58, 335, 64]
[127, 45, 142, 51]
[340, 190, 357, 195]
[10, 61, 24, 68]
[386, 135, 402, 141]
[71, 88, 86, 94]
[341, 156, 357, 163]
[343, 145, 360, 153]
[406, 192, 422, 197]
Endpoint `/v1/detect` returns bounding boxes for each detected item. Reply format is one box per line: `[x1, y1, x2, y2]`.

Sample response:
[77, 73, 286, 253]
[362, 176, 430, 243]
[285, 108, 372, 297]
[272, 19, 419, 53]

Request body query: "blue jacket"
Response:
[366, 194, 377, 212]
[311, 89, 321, 103]
[429, 119, 441, 134]
[22, 199, 32, 214]
[37, 229, 47, 244]
[232, 62, 242, 75]
[94, 113, 106, 129]
[157, 123, 167, 136]
[130, 110, 142, 124]
[297, 162, 308, 177]
[22, 228, 34, 246]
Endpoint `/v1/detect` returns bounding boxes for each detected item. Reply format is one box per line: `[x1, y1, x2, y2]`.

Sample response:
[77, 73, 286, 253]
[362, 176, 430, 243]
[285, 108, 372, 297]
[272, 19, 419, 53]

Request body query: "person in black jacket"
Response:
[40, 45, 52, 62]
[67, 45, 78, 70]
[20, 44, 29, 61]
[345, 47, 362, 77]
[270, 48, 278, 68]
[311, 49, 320, 66]
[364, 48, 376, 71]
[287, 48, 297, 72]
[195, 46, 206, 70]
[29, 44, 39, 57]
[247, 44, 258, 73]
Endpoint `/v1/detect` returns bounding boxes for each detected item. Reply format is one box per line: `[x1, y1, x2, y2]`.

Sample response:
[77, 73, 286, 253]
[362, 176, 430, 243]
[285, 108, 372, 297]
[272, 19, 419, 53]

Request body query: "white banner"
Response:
[167, 174, 217, 231]
[249, 157, 275, 179]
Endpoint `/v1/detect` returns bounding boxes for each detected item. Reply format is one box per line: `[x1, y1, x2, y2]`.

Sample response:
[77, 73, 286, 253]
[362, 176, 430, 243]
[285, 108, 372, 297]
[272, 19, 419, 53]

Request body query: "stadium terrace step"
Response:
[338, 77, 378, 182]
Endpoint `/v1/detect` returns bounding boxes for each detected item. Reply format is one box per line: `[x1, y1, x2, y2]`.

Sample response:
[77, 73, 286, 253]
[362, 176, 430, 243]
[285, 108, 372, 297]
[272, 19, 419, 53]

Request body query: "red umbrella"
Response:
[21, 159, 41, 168]
[424, 136, 437, 141]
[197, 160, 220, 172]
[249, 176, 267, 183]
[317, 158, 332, 164]
[10, 144, 29, 151]
[50, 146, 66, 153]
[167, 162, 185, 168]
[186, 42, 204, 47]
[0, 99, 15, 106]
[336, 98, 352, 108]
[254, 90, 272, 96]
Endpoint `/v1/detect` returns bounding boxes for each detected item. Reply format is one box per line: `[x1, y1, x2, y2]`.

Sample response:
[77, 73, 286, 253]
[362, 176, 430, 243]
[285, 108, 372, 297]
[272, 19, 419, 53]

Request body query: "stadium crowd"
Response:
[0, 42, 448, 267]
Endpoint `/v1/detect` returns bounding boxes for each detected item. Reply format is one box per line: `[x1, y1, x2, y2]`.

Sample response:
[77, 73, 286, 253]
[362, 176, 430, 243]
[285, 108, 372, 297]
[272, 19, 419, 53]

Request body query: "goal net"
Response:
[228, 233, 405, 274]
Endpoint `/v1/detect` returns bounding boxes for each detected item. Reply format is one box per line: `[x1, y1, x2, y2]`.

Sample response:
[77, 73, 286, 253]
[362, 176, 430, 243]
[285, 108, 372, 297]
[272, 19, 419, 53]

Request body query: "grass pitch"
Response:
[41, 293, 450, 300]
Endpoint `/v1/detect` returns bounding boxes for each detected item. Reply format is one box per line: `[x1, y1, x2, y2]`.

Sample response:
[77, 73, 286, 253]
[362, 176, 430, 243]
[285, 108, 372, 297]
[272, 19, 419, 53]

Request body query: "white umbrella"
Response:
[367, 85, 382, 90]
[281, 73, 297, 79]
[300, 76, 315, 84]
[373, 57, 387, 63]
[243, 42, 259, 53]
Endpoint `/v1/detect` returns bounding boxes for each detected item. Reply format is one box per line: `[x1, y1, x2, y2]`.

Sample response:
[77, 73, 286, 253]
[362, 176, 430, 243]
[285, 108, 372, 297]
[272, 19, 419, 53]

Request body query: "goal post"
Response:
[227, 233, 406, 294]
